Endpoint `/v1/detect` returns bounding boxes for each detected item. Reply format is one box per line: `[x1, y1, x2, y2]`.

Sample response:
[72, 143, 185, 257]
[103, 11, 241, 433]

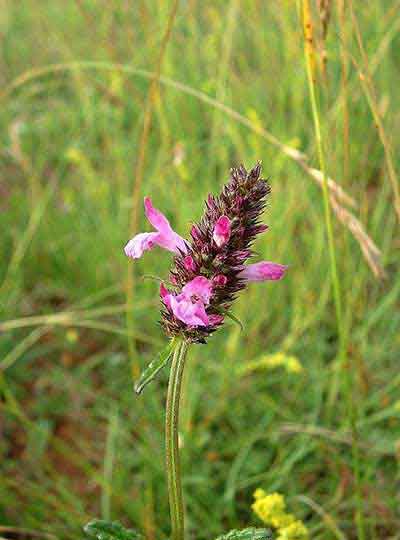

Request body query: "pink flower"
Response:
[160, 276, 214, 327]
[181, 276, 213, 303]
[213, 274, 228, 287]
[183, 255, 197, 272]
[213, 215, 231, 248]
[239, 261, 287, 282]
[124, 197, 187, 259]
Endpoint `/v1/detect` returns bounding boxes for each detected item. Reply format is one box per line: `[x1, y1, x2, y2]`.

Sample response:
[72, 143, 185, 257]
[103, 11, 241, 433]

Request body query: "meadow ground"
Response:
[0, 1, 399, 539]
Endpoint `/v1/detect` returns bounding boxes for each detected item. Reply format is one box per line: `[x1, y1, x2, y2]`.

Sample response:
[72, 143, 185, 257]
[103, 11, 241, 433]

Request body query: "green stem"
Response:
[301, 3, 365, 538]
[165, 339, 189, 540]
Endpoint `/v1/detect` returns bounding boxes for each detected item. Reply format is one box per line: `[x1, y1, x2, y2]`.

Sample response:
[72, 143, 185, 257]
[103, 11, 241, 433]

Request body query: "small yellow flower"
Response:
[277, 520, 309, 540]
[252, 491, 286, 525]
[252, 490, 309, 539]
[253, 488, 267, 500]
[272, 513, 296, 529]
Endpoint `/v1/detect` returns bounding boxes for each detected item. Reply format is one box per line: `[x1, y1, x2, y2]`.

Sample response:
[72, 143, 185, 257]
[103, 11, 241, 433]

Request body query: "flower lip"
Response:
[169, 294, 210, 326]
[160, 276, 214, 328]
[124, 232, 158, 259]
[181, 276, 213, 305]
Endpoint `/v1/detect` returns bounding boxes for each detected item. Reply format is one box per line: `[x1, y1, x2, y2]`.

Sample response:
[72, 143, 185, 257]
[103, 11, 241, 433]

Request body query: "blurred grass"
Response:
[0, 1, 399, 539]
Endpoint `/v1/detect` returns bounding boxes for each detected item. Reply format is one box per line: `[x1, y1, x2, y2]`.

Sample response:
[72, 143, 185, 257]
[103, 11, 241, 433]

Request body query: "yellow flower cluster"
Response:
[252, 489, 309, 540]
[276, 521, 309, 540]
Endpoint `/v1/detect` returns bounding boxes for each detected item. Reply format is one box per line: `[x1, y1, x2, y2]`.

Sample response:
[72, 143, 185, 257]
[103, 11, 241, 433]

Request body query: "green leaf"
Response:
[134, 338, 177, 395]
[84, 520, 143, 540]
[215, 528, 274, 540]
[225, 311, 244, 331]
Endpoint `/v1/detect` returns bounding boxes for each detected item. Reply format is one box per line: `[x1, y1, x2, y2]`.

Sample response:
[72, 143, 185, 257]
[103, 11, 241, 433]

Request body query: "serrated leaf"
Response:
[84, 520, 143, 540]
[225, 311, 244, 331]
[215, 528, 273, 540]
[134, 338, 177, 395]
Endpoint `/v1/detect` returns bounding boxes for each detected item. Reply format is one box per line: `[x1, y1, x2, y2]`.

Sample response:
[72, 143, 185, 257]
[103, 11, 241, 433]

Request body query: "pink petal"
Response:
[191, 225, 201, 240]
[183, 255, 197, 272]
[163, 276, 216, 327]
[213, 215, 231, 248]
[191, 302, 210, 326]
[182, 276, 213, 305]
[169, 295, 209, 327]
[213, 274, 227, 287]
[160, 283, 172, 310]
[124, 232, 159, 259]
[143, 197, 187, 254]
[155, 231, 188, 254]
[239, 261, 288, 282]
[144, 197, 172, 233]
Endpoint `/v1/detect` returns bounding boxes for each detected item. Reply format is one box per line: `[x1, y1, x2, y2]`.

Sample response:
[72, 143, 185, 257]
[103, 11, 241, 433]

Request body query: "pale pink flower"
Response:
[160, 276, 215, 327]
[239, 261, 287, 282]
[212, 215, 231, 248]
[181, 276, 213, 303]
[124, 197, 187, 259]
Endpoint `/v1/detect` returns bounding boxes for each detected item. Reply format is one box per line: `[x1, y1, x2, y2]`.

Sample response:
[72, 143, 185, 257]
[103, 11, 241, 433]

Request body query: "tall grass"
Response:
[301, 2, 364, 538]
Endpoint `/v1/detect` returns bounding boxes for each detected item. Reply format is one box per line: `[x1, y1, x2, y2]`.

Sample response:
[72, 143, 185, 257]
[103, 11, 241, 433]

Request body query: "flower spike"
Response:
[125, 163, 287, 343]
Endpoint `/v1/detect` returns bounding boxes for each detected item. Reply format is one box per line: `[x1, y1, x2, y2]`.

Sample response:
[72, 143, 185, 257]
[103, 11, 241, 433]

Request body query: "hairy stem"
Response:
[165, 339, 189, 540]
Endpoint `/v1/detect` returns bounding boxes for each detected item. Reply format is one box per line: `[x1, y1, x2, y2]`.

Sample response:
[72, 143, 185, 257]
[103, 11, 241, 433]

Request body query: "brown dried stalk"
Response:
[330, 196, 386, 279]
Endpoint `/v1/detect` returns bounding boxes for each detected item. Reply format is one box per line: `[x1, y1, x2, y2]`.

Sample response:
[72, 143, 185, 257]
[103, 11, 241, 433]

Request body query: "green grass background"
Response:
[0, 1, 399, 539]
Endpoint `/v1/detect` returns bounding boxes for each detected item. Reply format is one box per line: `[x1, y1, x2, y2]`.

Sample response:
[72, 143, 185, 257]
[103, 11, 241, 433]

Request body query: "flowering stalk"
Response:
[124, 163, 287, 540]
[165, 339, 188, 540]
